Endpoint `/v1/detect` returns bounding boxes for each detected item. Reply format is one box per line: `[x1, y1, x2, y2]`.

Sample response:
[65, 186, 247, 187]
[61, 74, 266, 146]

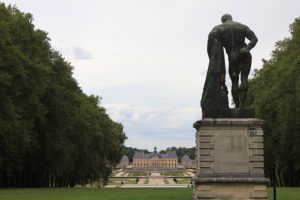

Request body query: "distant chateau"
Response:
[117, 147, 196, 170]
[133, 147, 178, 169]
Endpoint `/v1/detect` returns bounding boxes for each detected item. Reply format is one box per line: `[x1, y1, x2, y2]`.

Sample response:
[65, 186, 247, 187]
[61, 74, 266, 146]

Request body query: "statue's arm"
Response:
[207, 28, 218, 57]
[243, 26, 258, 52]
[207, 33, 213, 57]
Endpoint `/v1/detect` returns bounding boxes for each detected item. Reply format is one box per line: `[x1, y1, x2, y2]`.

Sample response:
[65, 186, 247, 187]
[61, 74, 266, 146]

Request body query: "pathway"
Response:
[148, 172, 164, 185]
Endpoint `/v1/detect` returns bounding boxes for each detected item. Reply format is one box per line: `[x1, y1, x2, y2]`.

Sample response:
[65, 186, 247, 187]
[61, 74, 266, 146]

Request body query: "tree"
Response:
[247, 17, 300, 186]
[0, 3, 126, 187]
[122, 147, 149, 162]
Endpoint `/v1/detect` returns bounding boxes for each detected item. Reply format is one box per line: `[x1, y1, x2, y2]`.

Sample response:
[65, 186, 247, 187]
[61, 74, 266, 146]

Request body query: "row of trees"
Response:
[0, 4, 126, 187]
[122, 147, 150, 162]
[247, 17, 300, 186]
[159, 147, 196, 161]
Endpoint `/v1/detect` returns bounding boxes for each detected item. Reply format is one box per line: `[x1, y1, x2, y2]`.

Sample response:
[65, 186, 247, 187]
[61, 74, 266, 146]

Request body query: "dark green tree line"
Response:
[122, 147, 150, 162]
[162, 147, 196, 161]
[247, 17, 300, 186]
[0, 3, 126, 187]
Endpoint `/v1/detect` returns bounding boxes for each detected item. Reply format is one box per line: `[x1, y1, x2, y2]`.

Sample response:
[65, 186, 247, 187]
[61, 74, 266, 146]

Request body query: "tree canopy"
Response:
[247, 17, 300, 186]
[0, 3, 126, 187]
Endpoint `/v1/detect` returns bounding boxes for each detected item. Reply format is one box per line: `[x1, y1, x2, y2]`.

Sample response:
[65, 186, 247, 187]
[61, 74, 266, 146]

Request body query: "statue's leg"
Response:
[229, 61, 240, 108]
[239, 53, 252, 107]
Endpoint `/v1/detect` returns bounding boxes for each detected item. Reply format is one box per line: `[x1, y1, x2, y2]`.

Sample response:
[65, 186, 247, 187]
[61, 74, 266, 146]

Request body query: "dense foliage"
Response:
[160, 147, 196, 161]
[122, 147, 150, 162]
[0, 4, 126, 187]
[247, 17, 300, 186]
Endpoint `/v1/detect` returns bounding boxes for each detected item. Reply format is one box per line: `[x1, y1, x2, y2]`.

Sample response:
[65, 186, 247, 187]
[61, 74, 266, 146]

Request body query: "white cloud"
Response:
[50, 40, 93, 60]
[72, 46, 93, 60]
[103, 103, 201, 150]
[104, 103, 159, 124]
[166, 107, 201, 129]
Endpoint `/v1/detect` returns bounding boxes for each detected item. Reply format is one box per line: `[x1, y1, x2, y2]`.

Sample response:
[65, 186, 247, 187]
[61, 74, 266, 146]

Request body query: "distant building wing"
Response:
[121, 155, 129, 162]
[133, 151, 144, 159]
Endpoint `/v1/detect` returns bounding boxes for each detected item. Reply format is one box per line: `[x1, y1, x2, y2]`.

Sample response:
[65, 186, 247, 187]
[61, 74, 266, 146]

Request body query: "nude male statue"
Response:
[210, 14, 258, 108]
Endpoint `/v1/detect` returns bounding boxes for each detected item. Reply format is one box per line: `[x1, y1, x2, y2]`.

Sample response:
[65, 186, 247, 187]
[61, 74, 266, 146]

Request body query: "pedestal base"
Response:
[193, 183, 268, 200]
[193, 118, 269, 200]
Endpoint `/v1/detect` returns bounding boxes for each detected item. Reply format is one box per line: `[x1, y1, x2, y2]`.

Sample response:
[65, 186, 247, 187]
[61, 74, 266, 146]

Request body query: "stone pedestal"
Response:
[193, 118, 269, 200]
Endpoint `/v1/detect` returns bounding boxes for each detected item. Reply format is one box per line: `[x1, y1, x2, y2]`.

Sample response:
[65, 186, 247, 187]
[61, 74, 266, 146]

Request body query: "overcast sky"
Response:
[2, 0, 299, 151]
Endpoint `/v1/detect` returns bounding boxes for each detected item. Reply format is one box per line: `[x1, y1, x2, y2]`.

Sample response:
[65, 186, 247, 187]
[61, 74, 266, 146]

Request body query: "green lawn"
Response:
[109, 178, 138, 185]
[268, 187, 300, 200]
[163, 178, 169, 184]
[174, 178, 191, 184]
[0, 187, 300, 200]
[129, 171, 149, 177]
[0, 188, 192, 200]
[162, 171, 183, 176]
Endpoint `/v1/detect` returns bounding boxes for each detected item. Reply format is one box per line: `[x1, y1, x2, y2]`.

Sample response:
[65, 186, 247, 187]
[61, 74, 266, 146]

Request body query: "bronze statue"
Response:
[201, 14, 258, 113]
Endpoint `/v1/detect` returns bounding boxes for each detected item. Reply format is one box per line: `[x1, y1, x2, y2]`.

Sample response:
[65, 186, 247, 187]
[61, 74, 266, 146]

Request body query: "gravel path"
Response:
[186, 171, 195, 176]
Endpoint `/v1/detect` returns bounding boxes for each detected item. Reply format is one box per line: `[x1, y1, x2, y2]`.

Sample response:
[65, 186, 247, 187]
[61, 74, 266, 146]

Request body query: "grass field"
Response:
[0, 188, 300, 200]
[129, 171, 149, 176]
[268, 187, 300, 200]
[108, 177, 138, 185]
[162, 171, 183, 176]
[0, 188, 192, 200]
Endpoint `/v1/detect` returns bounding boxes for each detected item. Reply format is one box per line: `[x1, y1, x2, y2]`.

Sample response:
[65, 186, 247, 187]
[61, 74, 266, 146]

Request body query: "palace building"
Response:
[133, 147, 178, 170]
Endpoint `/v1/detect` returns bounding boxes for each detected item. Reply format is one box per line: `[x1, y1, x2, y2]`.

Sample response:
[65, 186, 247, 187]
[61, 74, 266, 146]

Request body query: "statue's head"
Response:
[221, 14, 232, 23]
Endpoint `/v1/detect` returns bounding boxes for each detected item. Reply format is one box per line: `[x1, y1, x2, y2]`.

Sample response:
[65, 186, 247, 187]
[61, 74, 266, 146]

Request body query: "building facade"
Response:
[117, 155, 129, 169]
[133, 147, 178, 170]
[181, 154, 193, 169]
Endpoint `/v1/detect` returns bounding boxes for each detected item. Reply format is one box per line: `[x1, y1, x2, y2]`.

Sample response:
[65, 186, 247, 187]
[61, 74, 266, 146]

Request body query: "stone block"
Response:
[254, 185, 267, 191]
[197, 192, 215, 199]
[200, 156, 214, 162]
[199, 143, 214, 149]
[255, 130, 264, 136]
[250, 168, 264, 176]
[250, 191, 268, 199]
[200, 149, 213, 156]
[199, 131, 214, 136]
[199, 168, 214, 174]
[197, 185, 212, 191]
[252, 162, 264, 168]
[199, 136, 212, 143]
[251, 149, 264, 156]
[250, 156, 264, 162]
[214, 134, 249, 174]
[199, 118, 264, 126]
[249, 143, 264, 149]
[200, 162, 212, 168]
[250, 136, 264, 143]
[201, 108, 256, 118]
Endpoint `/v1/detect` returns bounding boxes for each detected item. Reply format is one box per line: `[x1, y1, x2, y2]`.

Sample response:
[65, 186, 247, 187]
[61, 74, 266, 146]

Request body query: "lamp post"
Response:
[272, 163, 277, 200]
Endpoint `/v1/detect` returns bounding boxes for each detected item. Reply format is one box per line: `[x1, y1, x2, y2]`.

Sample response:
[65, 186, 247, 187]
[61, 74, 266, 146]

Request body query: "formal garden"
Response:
[105, 170, 193, 187]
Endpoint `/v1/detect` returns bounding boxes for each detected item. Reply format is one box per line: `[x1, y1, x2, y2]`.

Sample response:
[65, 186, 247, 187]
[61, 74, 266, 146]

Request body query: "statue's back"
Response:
[219, 21, 249, 54]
